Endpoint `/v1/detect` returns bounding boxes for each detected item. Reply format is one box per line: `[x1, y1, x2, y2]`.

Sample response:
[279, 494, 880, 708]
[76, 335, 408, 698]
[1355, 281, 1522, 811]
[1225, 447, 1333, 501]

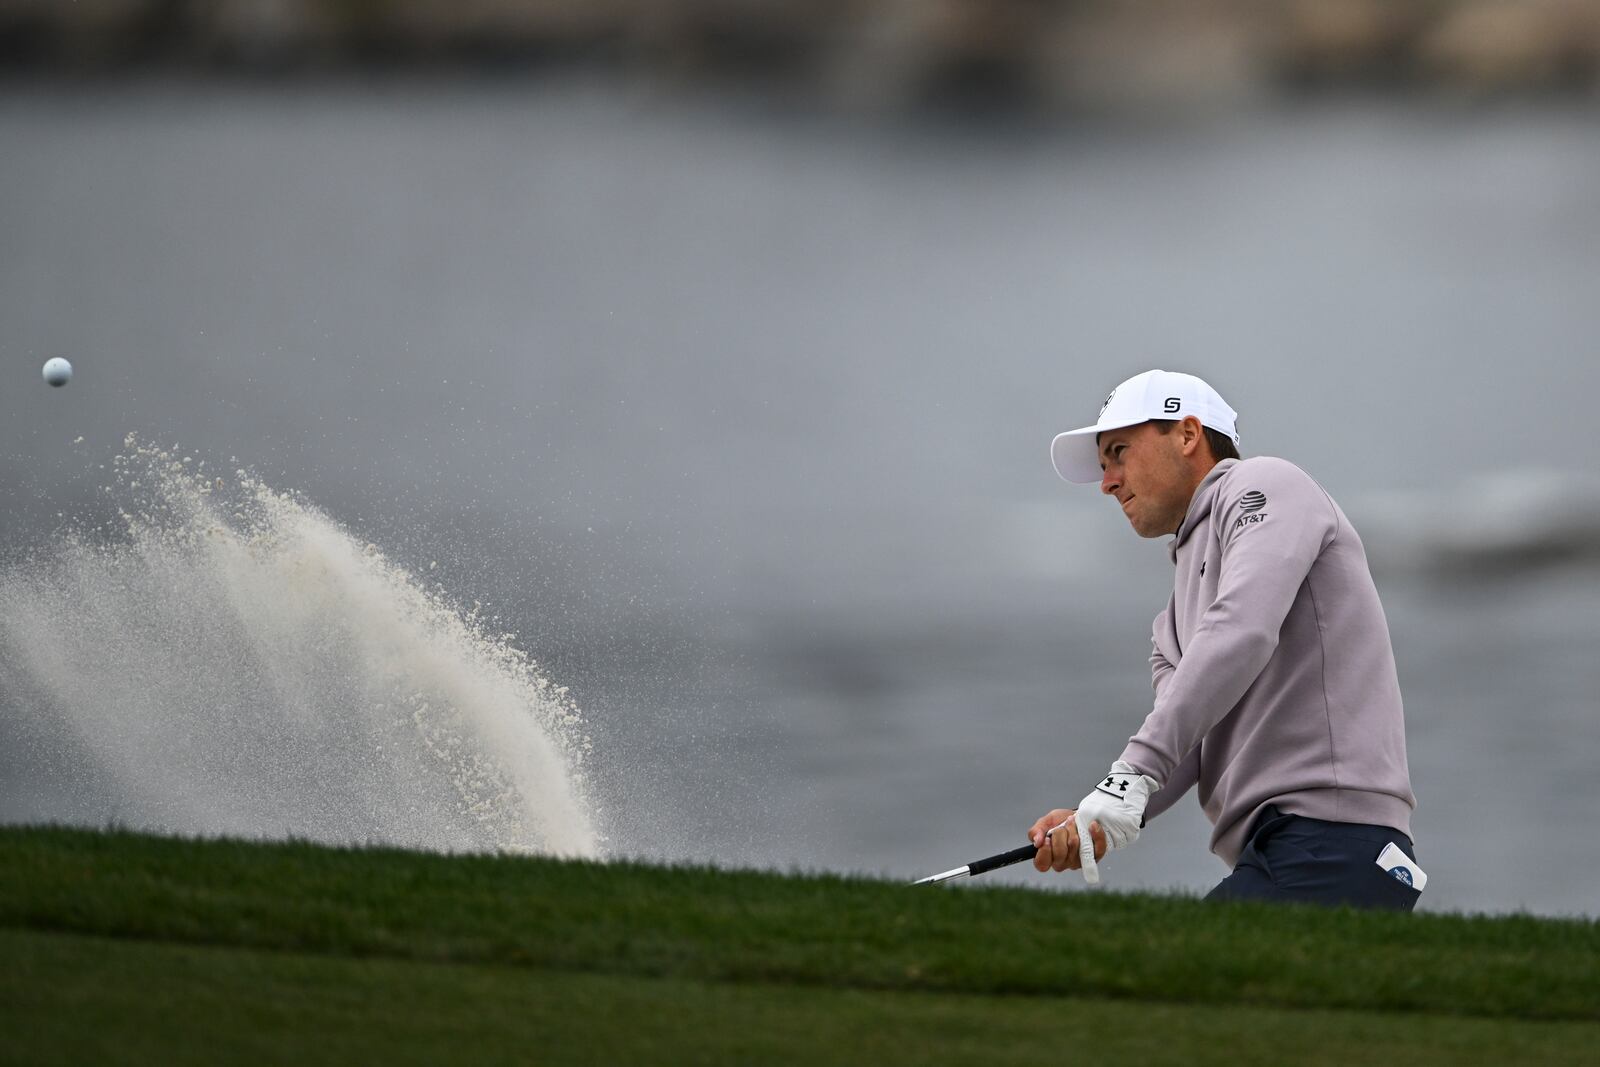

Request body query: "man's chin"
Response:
[1126, 515, 1166, 539]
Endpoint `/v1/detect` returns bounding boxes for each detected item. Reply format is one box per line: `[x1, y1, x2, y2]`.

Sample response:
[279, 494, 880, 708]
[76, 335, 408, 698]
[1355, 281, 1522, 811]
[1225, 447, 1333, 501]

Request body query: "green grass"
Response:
[2, 825, 1597, 1065]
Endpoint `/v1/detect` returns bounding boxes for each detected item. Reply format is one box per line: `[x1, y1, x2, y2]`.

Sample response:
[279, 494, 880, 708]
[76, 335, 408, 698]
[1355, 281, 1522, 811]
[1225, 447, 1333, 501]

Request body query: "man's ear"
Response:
[1181, 416, 1205, 456]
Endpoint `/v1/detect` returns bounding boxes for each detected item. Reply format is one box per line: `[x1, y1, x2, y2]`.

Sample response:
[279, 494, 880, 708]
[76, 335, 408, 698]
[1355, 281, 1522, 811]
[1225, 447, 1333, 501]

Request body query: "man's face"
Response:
[1097, 421, 1196, 538]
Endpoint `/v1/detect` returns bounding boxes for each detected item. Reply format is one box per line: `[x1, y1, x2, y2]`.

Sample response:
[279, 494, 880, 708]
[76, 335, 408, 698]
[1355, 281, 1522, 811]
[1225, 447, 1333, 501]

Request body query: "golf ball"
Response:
[42, 358, 72, 387]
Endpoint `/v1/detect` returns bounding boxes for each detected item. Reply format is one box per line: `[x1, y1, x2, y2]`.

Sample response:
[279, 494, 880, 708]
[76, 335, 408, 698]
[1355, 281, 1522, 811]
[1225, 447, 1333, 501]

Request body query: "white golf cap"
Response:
[1050, 369, 1240, 484]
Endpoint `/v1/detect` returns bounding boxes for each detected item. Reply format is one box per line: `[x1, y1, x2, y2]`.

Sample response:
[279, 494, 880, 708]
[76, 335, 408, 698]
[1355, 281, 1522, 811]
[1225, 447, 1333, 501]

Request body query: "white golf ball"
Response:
[42, 358, 72, 387]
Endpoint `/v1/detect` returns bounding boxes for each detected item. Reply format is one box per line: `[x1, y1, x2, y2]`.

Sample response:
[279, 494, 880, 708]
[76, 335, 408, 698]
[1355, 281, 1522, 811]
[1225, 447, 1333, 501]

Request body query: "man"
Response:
[1029, 369, 1422, 909]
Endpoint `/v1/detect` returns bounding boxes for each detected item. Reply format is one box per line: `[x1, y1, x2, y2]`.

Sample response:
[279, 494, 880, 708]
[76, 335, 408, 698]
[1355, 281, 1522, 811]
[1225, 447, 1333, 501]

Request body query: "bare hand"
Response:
[1028, 808, 1108, 873]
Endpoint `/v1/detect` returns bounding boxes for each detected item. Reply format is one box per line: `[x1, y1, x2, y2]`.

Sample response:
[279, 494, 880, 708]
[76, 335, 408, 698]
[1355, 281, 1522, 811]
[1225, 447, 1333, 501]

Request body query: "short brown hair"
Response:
[1150, 419, 1241, 464]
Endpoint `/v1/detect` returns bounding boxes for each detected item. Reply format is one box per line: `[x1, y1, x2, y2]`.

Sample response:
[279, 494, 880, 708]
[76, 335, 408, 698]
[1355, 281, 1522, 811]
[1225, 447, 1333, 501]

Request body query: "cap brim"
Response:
[1050, 418, 1143, 484]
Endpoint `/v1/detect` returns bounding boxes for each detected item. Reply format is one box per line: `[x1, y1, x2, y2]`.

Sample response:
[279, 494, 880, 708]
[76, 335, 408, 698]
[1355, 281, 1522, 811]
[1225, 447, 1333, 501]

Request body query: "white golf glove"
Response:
[1073, 760, 1159, 885]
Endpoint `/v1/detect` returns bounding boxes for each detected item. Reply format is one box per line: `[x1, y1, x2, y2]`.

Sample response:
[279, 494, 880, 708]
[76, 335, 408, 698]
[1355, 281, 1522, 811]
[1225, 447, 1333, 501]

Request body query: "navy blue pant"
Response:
[1206, 806, 1422, 911]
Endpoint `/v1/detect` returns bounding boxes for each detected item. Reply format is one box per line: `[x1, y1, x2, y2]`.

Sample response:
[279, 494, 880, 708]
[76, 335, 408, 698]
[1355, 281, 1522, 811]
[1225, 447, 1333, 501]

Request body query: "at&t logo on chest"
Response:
[1233, 490, 1268, 531]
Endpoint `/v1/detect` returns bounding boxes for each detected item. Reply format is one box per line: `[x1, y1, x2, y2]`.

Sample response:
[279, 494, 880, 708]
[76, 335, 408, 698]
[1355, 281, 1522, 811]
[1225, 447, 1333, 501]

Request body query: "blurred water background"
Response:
[3, 2, 1599, 917]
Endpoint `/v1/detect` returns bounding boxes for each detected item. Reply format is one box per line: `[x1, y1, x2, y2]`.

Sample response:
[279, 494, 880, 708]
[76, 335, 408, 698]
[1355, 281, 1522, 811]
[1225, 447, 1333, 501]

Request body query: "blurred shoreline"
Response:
[4, 1, 1600, 112]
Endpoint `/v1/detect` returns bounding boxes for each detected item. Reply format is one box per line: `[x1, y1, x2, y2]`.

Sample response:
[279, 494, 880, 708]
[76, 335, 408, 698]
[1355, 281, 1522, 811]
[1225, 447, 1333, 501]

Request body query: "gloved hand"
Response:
[1028, 809, 1108, 873]
[1073, 760, 1159, 885]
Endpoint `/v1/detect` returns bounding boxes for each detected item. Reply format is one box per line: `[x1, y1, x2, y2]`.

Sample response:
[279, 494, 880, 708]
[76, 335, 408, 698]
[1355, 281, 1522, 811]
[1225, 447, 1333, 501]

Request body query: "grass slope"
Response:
[3, 826, 1596, 1065]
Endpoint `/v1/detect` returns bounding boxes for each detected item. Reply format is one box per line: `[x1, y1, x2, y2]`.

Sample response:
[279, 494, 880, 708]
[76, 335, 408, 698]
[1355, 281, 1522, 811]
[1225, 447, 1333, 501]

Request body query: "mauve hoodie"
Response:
[1121, 457, 1415, 867]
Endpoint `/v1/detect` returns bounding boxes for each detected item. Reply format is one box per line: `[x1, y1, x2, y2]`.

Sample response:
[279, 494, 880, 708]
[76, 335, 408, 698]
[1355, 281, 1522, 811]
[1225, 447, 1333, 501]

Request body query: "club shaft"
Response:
[966, 843, 1041, 876]
[913, 842, 1042, 885]
[913, 820, 1079, 885]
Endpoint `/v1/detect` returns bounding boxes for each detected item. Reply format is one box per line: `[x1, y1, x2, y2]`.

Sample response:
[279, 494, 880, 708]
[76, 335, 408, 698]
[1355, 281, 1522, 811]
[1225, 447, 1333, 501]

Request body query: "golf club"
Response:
[912, 821, 1080, 885]
[912, 842, 1041, 885]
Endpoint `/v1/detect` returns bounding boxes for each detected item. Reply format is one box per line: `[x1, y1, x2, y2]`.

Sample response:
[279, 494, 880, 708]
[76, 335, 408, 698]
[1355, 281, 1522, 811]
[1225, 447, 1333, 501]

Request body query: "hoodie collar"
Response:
[1169, 459, 1238, 562]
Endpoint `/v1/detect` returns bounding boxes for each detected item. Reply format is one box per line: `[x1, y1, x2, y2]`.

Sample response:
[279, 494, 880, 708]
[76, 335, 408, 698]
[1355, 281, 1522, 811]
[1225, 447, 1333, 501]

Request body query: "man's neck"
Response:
[1169, 457, 1221, 535]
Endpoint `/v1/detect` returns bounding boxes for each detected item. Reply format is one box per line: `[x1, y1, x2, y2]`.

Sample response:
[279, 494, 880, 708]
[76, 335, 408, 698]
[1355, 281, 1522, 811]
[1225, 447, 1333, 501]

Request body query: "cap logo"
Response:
[1099, 389, 1117, 416]
[1162, 397, 1181, 414]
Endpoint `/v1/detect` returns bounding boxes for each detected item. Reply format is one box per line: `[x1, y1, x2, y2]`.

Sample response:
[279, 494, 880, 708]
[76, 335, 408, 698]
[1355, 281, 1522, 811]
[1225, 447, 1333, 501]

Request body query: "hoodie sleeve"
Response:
[1120, 459, 1338, 786]
[1143, 746, 1200, 821]
[1149, 599, 1177, 696]
[1140, 601, 1198, 820]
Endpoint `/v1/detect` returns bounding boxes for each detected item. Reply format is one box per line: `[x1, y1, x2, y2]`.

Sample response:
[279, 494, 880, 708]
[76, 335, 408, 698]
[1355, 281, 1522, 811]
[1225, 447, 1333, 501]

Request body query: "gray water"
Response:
[3, 80, 1598, 916]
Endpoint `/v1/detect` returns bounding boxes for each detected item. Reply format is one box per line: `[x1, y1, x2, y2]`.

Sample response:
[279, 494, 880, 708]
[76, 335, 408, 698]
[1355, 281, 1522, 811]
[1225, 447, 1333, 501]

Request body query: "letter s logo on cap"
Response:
[1163, 397, 1180, 413]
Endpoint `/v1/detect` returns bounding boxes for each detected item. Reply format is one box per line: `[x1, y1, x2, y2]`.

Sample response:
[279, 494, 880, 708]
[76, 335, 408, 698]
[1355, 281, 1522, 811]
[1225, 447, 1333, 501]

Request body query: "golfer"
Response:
[1029, 370, 1421, 909]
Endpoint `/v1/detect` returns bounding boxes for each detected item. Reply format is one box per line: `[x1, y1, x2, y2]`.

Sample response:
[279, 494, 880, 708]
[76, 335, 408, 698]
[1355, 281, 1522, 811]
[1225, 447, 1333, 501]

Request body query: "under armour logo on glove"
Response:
[1096, 776, 1131, 798]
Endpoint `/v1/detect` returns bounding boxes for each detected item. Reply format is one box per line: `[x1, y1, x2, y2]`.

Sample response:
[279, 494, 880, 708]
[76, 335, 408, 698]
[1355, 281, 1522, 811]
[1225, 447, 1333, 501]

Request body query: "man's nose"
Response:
[1101, 468, 1120, 495]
